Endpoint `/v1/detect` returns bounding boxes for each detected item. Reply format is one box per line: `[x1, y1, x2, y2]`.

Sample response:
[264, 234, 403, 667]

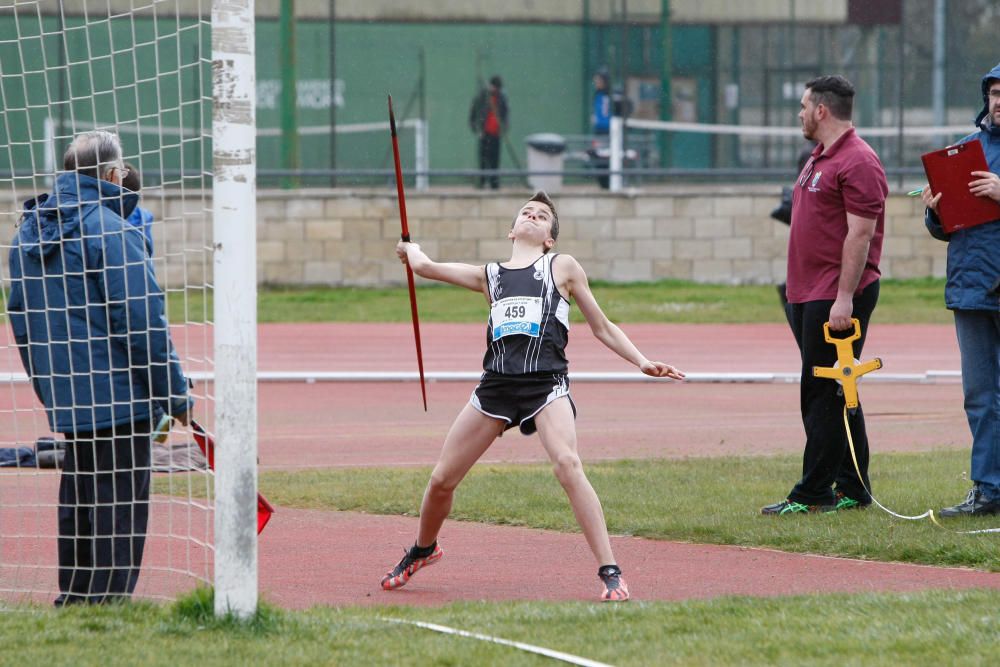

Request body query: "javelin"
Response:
[388, 94, 428, 411]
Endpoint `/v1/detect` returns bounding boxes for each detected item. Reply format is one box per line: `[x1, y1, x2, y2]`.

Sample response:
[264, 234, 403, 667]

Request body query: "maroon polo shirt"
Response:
[786, 128, 887, 303]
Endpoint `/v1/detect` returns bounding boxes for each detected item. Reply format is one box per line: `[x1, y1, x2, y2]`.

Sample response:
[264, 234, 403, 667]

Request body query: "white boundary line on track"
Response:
[379, 617, 614, 667]
[245, 370, 962, 384]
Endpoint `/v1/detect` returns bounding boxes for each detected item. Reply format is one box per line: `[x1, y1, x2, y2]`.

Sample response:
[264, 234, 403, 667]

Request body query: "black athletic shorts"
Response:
[470, 371, 576, 435]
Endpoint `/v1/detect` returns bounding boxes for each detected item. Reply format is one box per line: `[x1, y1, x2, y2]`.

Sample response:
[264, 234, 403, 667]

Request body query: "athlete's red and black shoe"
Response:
[380, 543, 443, 590]
[598, 564, 630, 602]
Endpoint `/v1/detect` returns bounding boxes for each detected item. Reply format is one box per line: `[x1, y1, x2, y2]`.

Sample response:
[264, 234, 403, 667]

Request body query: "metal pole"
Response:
[582, 0, 591, 131]
[328, 0, 336, 187]
[56, 0, 67, 148]
[43, 117, 54, 189]
[610, 114, 623, 192]
[418, 47, 426, 131]
[659, 0, 672, 168]
[415, 119, 428, 191]
[211, 0, 258, 619]
[418, 47, 427, 189]
[280, 0, 298, 188]
[618, 0, 627, 95]
[620, 0, 629, 186]
[788, 0, 795, 164]
[730, 26, 740, 166]
[931, 0, 946, 145]
[896, 14, 906, 188]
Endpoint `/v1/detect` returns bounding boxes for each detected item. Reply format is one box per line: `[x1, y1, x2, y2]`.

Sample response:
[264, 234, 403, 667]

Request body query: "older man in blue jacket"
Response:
[7, 130, 192, 604]
[922, 63, 1000, 517]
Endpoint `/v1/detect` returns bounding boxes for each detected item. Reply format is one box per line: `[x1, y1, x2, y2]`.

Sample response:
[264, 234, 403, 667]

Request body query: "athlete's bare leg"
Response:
[533, 396, 616, 566]
[416, 402, 505, 547]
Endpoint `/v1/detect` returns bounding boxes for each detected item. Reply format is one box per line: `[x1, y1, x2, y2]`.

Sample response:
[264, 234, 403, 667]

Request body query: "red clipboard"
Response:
[921, 140, 1000, 233]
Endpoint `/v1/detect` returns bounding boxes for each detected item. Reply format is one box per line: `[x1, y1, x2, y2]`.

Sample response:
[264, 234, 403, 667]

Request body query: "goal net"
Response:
[0, 0, 235, 608]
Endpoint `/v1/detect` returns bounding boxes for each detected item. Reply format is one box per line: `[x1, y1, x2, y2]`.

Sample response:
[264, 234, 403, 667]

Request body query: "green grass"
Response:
[159, 277, 953, 324]
[2, 589, 997, 665]
[244, 450, 1000, 571]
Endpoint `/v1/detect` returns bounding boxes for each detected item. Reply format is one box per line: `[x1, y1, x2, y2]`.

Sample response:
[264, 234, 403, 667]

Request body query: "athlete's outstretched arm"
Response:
[562, 255, 684, 380]
[397, 241, 486, 294]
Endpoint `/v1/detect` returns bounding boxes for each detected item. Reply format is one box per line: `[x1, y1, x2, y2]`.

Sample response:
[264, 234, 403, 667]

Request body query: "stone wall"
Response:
[1, 187, 945, 289]
[248, 187, 944, 287]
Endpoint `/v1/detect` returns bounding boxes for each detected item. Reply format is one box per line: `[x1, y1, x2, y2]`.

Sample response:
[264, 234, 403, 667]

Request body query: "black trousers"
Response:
[478, 133, 501, 188]
[786, 280, 879, 505]
[57, 421, 151, 604]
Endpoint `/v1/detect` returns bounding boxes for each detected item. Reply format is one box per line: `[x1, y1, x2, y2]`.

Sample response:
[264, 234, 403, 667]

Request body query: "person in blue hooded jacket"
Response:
[921, 62, 1000, 517]
[121, 161, 154, 255]
[7, 130, 192, 604]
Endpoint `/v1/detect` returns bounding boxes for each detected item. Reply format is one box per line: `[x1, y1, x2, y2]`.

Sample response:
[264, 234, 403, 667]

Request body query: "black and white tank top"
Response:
[482, 253, 571, 375]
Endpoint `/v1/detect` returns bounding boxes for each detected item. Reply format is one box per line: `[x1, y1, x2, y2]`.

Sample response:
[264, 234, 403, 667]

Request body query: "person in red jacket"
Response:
[469, 75, 509, 189]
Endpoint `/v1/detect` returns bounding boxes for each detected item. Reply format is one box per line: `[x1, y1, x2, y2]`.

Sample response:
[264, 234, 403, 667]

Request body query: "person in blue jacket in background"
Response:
[922, 62, 1000, 518]
[7, 130, 193, 605]
[121, 161, 154, 255]
[591, 68, 611, 135]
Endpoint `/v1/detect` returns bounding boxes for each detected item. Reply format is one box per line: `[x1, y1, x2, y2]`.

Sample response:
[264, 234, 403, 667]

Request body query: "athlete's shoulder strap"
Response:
[485, 262, 502, 302]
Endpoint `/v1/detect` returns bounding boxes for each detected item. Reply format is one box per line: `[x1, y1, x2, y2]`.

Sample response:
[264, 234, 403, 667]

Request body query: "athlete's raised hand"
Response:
[640, 360, 685, 380]
[396, 240, 419, 263]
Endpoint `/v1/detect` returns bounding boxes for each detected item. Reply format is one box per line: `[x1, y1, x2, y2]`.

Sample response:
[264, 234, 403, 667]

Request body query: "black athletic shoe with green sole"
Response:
[834, 492, 870, 511]
[761, 499, 836, 515]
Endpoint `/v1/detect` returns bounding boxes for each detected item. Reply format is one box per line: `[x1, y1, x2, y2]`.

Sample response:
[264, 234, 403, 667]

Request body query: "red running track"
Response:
[242, 322, 968, 469]
[4, 322, 993, 609]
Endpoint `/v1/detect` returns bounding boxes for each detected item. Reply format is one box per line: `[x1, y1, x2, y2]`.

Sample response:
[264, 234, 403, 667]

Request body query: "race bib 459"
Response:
[491, 296, 543, 340]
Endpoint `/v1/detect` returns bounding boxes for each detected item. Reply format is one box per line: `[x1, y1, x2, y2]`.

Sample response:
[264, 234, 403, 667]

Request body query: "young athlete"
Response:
[380, 191, 685, 601]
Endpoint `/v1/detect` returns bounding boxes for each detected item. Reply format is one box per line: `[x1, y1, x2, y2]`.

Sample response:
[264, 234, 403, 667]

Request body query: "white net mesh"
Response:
[0, 0, 214, 606]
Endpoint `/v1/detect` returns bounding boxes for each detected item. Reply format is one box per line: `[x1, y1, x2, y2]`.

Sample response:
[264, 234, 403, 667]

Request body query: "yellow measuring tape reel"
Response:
[813, 317, 999, 535]
[812, 318, 881, 411]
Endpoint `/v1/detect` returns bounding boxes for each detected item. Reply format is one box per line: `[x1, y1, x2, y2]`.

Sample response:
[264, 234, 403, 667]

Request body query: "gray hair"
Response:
[62, 130, 123, 180]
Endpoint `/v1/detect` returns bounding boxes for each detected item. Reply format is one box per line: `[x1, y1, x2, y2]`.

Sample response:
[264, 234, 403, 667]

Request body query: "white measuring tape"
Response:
[841, 402, 1000, 535]
[379, 617, 614, 667]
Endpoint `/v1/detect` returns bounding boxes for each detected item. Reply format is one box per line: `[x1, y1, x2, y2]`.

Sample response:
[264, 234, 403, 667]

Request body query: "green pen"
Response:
[153, 413, 173, 443]
[906, 188, 924, 196]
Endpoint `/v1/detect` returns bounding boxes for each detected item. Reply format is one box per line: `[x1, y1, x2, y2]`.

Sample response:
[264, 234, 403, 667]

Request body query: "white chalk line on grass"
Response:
[379, 617, 614, 667]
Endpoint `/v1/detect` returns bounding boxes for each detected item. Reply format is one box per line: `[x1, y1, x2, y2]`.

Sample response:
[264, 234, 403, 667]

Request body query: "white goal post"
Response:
[211, 0, 258, 618]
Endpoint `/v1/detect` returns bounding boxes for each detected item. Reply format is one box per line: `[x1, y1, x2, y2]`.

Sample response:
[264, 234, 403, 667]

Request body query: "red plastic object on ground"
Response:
[191, 419, 274, 534]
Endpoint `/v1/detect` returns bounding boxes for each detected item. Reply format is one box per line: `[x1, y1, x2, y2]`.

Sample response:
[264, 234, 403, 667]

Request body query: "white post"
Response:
[43, 117, 55, 189]
[415, 118, 429, 191]
[211, 0, 258, 618]
[609, 115, 624, 193]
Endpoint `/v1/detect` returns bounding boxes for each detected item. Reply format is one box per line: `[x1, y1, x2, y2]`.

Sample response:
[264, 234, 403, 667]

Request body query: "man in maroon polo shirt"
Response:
[762, 75, 888, 516]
